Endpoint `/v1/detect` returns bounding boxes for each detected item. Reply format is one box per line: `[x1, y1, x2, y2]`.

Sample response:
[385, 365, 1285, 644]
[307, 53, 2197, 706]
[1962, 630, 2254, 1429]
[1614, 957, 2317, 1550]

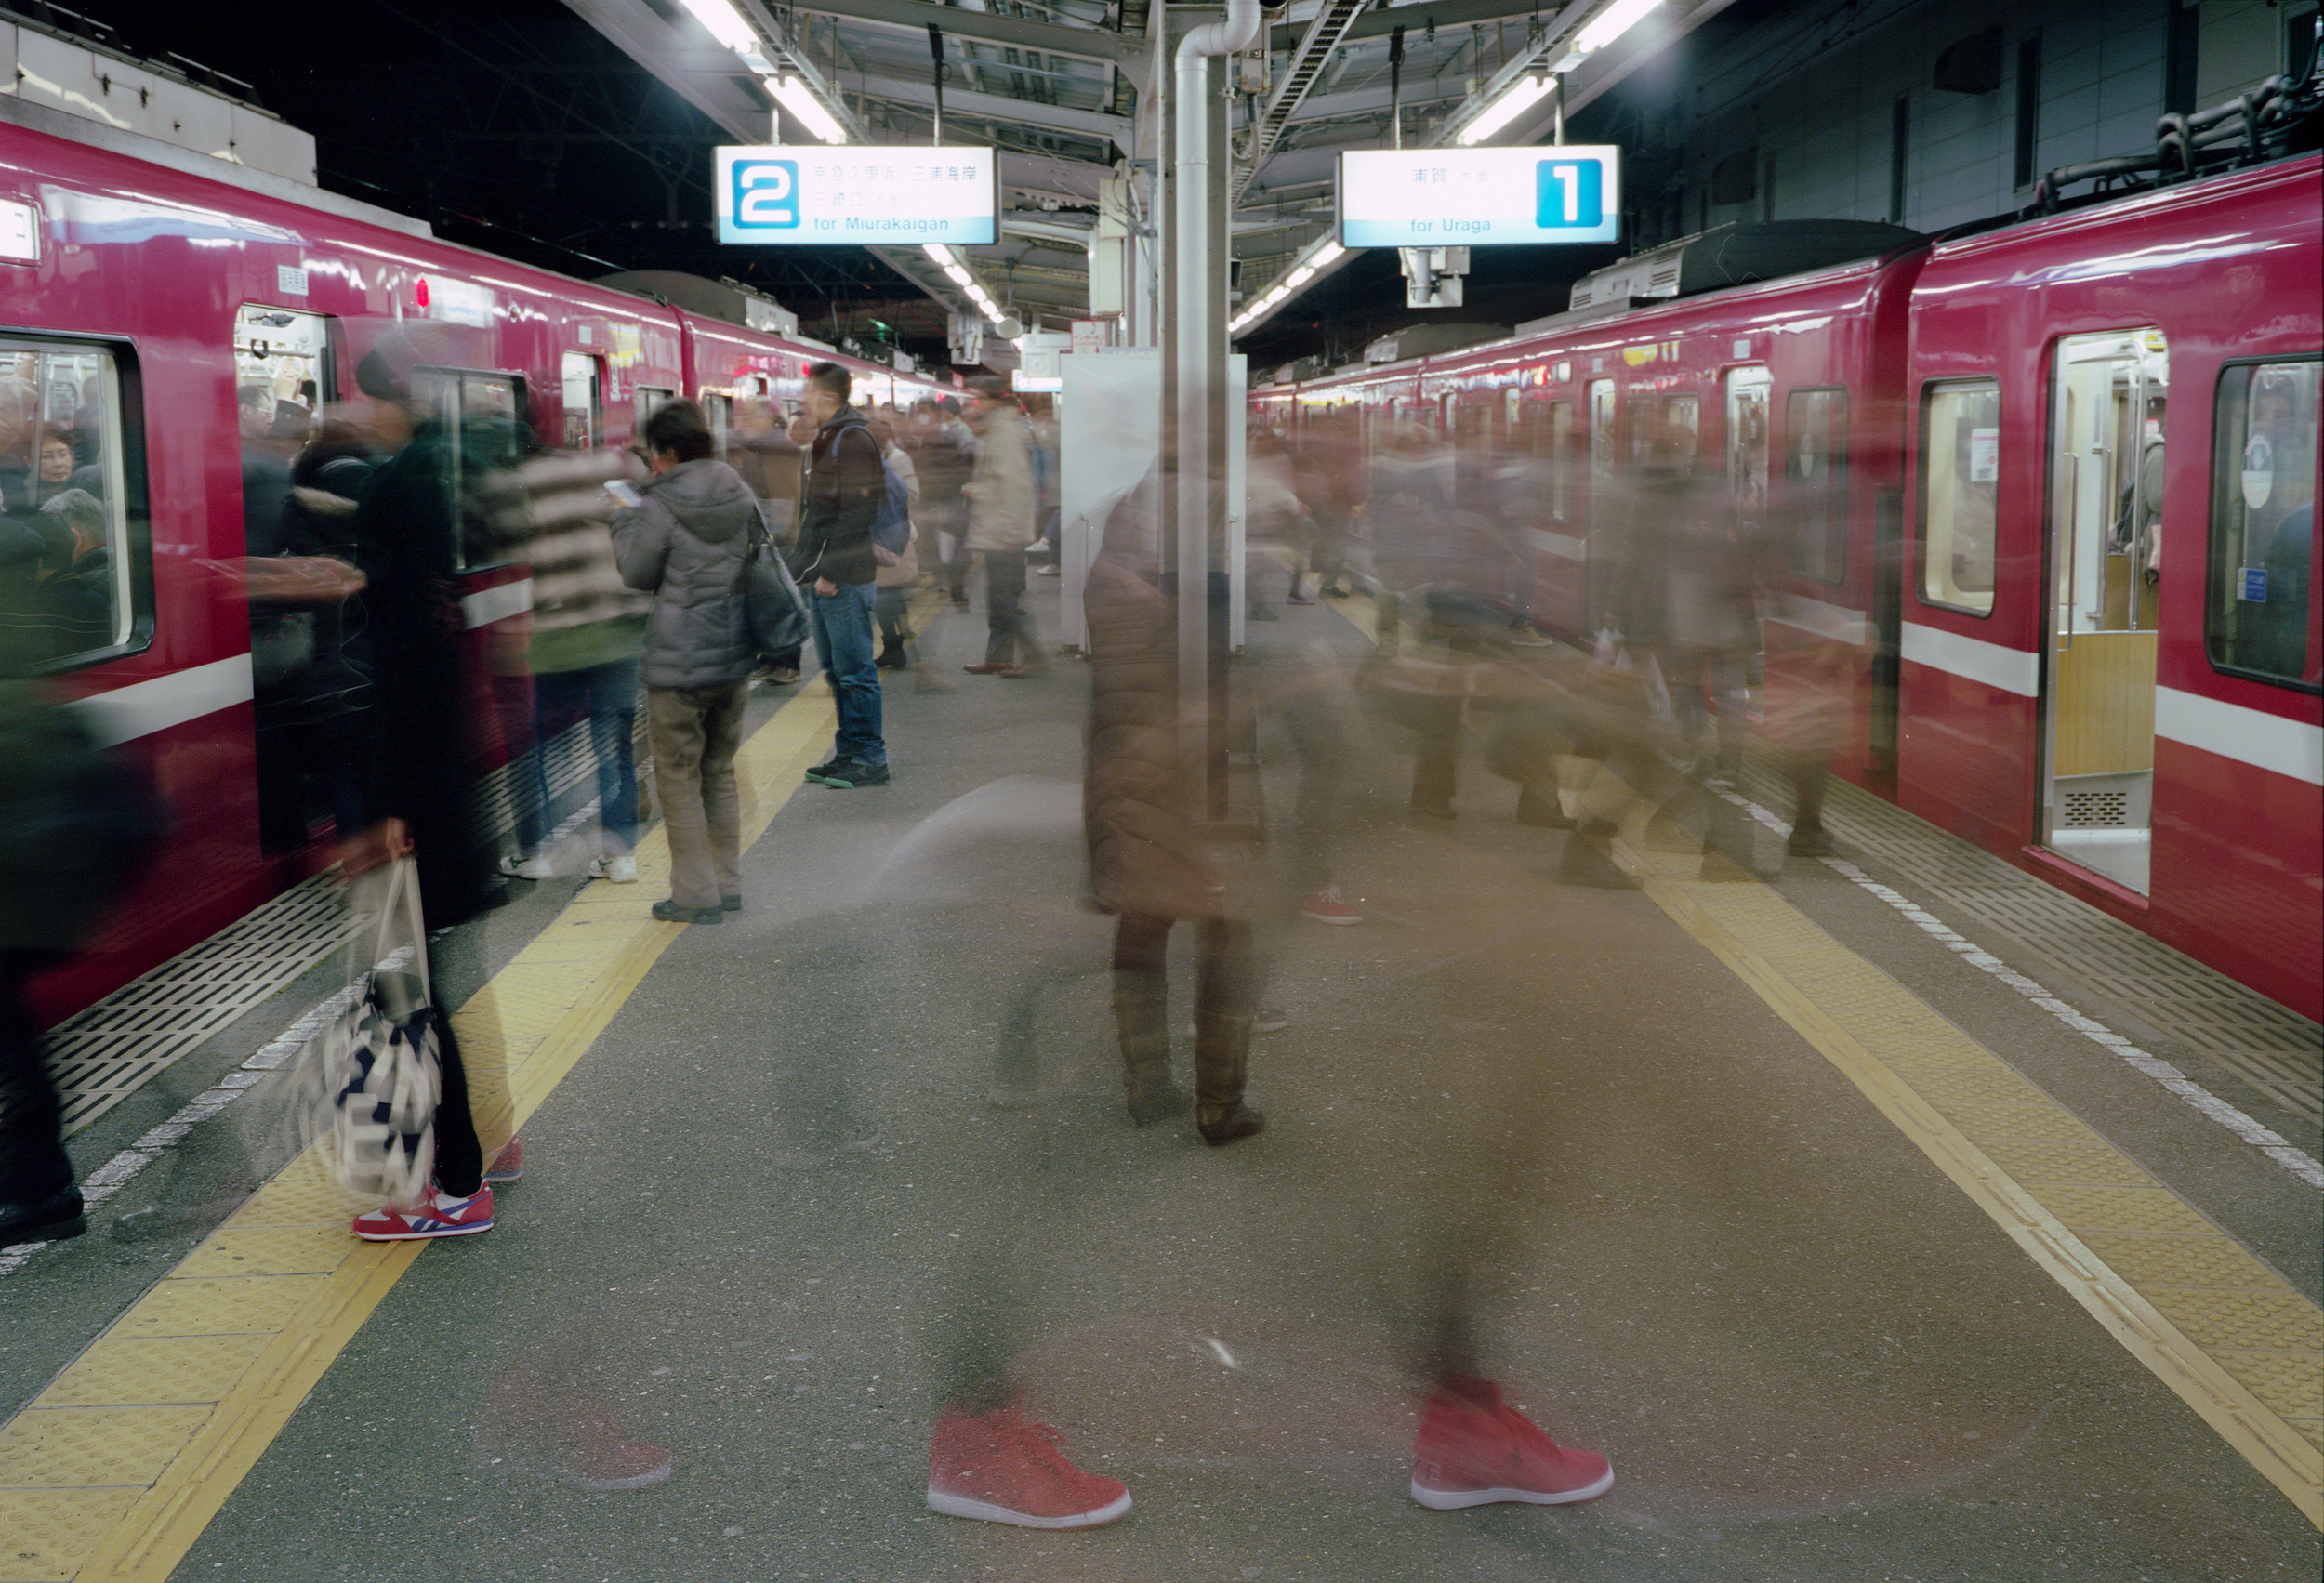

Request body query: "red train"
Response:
[1255, 154, 2321, 1019]
[1, 104, 950, 1026]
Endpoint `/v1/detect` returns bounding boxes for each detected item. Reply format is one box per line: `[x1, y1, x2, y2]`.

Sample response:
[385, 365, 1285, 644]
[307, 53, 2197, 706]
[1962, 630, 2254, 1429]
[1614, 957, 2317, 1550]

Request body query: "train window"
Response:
[1920, 381, 2000, 615]
[235, 305, 334, 448]
[408, 367, 531, 571]
[634, 385, 674, 436]
[1547, 402, 1575, 522]
[0, 339, 143, 668]
[2207, 358, 2319, 690]
[1786, 389, 1850, 582]
[1727, 366, 1773, 527]
[561, 352, 602, 449]
[704, 393, 734, 458]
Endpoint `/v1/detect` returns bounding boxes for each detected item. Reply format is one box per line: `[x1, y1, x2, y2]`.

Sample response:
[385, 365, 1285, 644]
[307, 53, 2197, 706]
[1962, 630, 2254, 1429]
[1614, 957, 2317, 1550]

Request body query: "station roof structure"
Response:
[560, 1, 1750, 335]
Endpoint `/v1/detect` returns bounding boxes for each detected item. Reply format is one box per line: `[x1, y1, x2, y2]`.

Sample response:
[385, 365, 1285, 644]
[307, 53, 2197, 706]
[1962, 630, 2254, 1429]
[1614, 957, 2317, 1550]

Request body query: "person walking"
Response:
[613, 398, 759, 924]
[957, 384, 1045, 679]
[793, 363, 890, 788]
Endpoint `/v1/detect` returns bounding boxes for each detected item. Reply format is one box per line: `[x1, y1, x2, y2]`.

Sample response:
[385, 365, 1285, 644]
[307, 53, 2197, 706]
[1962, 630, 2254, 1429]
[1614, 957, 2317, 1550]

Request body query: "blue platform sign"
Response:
[715, 146, 997, 246]
[1338, 147, 1622, 248]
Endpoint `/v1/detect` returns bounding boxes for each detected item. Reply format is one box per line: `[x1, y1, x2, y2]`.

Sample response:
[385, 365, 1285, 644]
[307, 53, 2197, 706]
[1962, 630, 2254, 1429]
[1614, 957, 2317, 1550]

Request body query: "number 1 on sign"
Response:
[1547, 164, 1579, 224]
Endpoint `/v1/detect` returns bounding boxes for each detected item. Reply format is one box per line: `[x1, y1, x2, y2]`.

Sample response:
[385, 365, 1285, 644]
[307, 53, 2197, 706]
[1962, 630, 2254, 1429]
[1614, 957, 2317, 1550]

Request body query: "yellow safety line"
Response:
[1320, 592, 2323, 1524]
[0, 647, 872, 1582]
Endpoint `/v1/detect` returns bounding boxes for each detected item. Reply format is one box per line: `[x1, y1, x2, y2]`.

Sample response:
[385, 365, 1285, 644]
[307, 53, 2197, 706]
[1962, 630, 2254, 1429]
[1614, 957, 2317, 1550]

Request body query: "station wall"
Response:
[1630, 0, 2317, 246]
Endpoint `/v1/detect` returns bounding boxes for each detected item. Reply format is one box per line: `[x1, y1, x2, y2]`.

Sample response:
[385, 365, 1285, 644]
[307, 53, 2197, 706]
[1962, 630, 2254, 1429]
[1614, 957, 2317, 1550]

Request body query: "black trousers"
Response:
[0, 950, 70, 1205]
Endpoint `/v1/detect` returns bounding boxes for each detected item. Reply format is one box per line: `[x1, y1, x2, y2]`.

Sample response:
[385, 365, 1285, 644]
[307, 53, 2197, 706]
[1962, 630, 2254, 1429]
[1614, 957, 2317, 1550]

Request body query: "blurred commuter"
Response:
[868, 416, 926, 676]
[0, 632, 162, 1246]
[1084, 474, 1264, 1144]
[499, 447, 649, 884]
[336, 323, 515, 1240]
[614, 397, 759, 923]
[1296, 410, 1365, 598]
[957, 383, 1046, 679]
[731, 400, 805, 686]
[247, 421, 377, 853]
[793, 363, 891, 787]
[1245, 429, 1308, 619]
[26, 494, 110, 656]
[1367, 422, 1455, 646]
[915, 399, 975, 607]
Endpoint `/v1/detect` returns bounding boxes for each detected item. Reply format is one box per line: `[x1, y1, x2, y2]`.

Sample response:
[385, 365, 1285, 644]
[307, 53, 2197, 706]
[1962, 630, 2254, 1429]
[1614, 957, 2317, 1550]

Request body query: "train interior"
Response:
[2042, 329, 2167, 895]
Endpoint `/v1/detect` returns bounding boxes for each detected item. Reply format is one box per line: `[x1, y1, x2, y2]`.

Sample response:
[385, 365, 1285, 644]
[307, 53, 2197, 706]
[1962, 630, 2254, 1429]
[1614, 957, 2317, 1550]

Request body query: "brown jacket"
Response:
[1081, 486, 1263, 920]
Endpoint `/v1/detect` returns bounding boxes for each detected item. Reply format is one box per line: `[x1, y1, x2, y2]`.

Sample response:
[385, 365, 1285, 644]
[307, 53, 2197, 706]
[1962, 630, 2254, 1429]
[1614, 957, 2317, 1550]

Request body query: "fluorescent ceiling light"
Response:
[1286, 265, 1316, 285]
[772, 75, 848, 144]
[924, 244, 957, 267]
[1574, 0, 1660, 56]
[1314, 242, 1346, 266]
[677, 0, 759, 57]
[1458, 73, 1552, 145]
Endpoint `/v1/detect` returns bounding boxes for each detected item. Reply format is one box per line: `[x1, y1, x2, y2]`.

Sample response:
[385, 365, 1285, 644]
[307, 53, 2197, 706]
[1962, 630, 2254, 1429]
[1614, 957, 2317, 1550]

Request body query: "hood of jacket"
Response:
[642, 456, 755, 540]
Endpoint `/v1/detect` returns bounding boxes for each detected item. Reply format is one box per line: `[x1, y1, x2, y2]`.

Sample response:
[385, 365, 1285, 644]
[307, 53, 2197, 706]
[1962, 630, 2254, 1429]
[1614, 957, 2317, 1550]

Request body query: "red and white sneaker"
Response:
[484, 1137, 522, 1185]
[1409, 1376, 1613, 1510]
[475, 1405, 672, 1492]
[1299, 885, 1363, 925]
[350, 1184, 495, 1241]
[927, 1402, 1131, 1529]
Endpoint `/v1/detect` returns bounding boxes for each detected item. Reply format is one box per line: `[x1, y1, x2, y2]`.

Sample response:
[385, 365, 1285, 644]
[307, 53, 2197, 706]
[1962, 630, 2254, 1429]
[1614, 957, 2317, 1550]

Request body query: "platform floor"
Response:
[2, 576, 2318, 1582]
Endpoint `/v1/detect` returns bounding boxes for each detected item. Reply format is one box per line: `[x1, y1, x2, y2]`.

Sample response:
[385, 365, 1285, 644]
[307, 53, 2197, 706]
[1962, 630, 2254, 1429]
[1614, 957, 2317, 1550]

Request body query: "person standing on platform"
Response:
[499, 447, 649, 884]
[337, 323, 516, 1240]
[957, 383, 1046, 679]
[731, 399, 805, 686]
[914, 399, 975, 608]
[793, 363, 891, 788]
[614, 398, 759, 924]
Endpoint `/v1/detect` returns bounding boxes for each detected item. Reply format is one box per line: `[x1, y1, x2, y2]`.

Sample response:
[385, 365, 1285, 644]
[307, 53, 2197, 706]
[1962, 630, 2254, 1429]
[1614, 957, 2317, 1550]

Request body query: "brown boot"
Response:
[1115, 977, 1187, 1126]
[1193, 1010, 1264, 1145]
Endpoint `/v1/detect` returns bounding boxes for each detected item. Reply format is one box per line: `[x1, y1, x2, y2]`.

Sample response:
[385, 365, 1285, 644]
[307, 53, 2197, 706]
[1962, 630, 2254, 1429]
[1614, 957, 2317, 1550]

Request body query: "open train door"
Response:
[2040, 329, 2167, 894]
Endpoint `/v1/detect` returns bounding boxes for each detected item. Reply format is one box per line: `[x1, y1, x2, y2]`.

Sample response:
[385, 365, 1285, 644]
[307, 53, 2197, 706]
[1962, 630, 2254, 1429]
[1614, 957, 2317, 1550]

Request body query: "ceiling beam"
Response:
[1271, 0, 1580, 51]
[848, 75, 1130, 146]
[776, 0, 1144, 68]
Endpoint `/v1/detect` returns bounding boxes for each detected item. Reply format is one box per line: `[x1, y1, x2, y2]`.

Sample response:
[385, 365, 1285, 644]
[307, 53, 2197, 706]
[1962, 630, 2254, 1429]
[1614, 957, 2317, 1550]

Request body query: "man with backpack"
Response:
[794, 362, 892, 788]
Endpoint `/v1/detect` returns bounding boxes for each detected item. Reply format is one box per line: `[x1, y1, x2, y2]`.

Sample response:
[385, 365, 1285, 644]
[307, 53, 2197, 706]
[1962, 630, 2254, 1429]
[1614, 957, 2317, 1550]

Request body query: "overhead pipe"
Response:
[1172, 0, 1261, 802]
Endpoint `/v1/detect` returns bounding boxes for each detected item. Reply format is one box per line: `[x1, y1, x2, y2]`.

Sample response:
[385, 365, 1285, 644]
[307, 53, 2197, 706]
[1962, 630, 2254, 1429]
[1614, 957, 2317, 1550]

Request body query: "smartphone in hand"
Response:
[605, 480, 642, 508]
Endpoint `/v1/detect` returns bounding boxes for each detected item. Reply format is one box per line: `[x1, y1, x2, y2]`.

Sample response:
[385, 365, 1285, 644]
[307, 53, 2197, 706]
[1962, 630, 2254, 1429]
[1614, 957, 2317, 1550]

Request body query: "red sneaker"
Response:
[484, 1136, 522, 1185]
[475, 1400, 672, 1492]
[1299, 885, 1363, 925]
[350, 1184, 494, 1241]
[1410, 1377, 1613, 1510]
[927, 1402, 1131, 1528]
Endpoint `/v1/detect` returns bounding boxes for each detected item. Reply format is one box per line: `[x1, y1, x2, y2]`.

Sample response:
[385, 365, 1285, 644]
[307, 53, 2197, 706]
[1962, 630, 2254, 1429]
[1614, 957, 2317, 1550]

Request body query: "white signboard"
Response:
[1339, 147, 1621, 248]
[715, 146, 998, 246]
[1070, 319, 1106, 356]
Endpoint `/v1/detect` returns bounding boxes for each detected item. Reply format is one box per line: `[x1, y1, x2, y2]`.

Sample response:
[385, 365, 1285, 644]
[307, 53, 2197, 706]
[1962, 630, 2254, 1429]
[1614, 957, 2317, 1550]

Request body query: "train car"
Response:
[1254, 156, 2322, 1018]
[1895, 154, 2320, 1014]
[0, 99, 954, 1029]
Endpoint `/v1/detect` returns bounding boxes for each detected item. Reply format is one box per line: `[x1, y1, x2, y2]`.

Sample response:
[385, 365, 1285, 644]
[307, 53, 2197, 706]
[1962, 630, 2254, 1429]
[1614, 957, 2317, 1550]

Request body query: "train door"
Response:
[560, 351, 602, 449]
[633, 383, 674, 443]
[2040, 329, 2168, 894]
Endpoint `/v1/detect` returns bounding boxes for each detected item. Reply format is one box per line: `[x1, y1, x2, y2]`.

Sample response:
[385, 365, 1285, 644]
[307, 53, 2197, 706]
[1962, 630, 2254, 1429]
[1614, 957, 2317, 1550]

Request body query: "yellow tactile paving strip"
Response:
[1615, 833, 2324, 1523]
[1328, 592, 2321, 1523]
[0, 681, 842, 1583]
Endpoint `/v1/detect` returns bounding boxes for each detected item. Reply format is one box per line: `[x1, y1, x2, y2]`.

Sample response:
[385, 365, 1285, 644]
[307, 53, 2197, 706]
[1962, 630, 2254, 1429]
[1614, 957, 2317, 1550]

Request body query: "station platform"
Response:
[2, 572, 2319, 1582]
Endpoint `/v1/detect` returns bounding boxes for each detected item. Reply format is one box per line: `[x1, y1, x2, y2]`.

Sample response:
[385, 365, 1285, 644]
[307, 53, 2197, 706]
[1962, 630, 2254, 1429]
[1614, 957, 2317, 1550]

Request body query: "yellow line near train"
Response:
[0, 674, 846, 1583]
[1326, 584, 2320, 1523]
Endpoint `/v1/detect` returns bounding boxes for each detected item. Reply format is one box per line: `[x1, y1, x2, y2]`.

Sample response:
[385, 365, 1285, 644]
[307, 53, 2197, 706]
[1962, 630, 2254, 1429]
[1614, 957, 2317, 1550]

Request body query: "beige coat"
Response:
[961, 405, 1036, 554]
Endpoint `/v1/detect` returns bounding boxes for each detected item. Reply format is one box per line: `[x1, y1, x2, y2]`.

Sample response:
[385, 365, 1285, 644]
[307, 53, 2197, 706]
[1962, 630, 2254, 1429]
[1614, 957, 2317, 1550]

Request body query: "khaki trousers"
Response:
[646, 681, 747, 909]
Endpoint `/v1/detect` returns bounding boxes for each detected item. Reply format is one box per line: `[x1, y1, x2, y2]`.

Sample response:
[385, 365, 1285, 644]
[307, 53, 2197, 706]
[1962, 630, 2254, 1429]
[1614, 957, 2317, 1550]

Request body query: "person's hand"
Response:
[873, 545, 901, 567]
[339, 817, 411, 877]
[814, 576, 837, 597]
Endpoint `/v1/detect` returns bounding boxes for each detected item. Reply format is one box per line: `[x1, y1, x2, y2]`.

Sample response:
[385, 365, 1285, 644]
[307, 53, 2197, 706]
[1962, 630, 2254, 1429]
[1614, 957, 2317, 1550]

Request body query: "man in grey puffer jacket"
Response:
[614, 399, 758, 925]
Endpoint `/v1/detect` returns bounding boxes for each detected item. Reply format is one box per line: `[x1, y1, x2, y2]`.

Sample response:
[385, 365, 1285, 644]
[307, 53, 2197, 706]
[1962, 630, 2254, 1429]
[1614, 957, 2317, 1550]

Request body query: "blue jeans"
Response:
[812, 581, 885, 767]
[523, 656, 641, 855]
